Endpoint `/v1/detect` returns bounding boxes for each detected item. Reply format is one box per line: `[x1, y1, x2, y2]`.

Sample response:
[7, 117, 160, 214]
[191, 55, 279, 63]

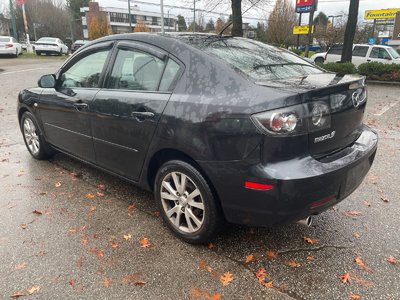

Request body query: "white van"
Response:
[324, 44, 400, 66]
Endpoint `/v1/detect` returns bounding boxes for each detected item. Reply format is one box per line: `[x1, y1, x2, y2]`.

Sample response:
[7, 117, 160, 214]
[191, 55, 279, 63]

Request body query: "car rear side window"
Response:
[60, 50, 110, 88]
[0, 37, 10, 42]
[328, 45, 343, 55]
[159, 59, 180, 91]
[109, 49, 166, 91]
[352, 46, 368, 57]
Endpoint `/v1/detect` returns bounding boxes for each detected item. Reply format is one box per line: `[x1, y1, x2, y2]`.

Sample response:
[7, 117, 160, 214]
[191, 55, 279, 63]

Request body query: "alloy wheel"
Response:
[23, 118, 40, 155]
[160, 172, 205, 233]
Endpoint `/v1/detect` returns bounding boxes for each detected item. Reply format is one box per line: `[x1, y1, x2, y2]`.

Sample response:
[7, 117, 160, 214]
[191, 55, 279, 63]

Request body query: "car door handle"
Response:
[73, 102, 88, 110]
[131, 111, 155, 119]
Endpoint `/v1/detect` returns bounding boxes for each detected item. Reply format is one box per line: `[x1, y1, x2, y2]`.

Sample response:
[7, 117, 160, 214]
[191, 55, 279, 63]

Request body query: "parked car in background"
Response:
[21, 40, 36, 51]
[71, 40, 88, 54]
[310, 52, 327, 64]
[18, 33, 378, 243]
[300, 44, 323, 52]
[35, 37, 68, 56]
[0, 36, 22, 57]
[325, 44, 400, 66]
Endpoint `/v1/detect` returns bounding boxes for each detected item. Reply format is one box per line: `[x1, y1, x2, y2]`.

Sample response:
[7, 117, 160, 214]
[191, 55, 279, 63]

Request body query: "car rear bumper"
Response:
[0, 48, 16, 55]
[198, 125, 378, 226]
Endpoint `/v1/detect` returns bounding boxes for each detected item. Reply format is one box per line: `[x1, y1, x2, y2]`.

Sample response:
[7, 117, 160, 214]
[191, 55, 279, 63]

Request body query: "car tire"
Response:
[154, 160, 223, 244]
[58, 49, 62, 56]
[20, 112, 55, 160]
[14, 49, 18, 58]
[315, 57, 324, 65]
[36, 51, 41, 56]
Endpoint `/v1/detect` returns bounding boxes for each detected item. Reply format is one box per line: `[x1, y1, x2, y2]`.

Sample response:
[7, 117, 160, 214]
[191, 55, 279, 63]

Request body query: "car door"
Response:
[368, 47, 393, 64]
[90, 41, 182, 181]
[38, 42, 114, 162]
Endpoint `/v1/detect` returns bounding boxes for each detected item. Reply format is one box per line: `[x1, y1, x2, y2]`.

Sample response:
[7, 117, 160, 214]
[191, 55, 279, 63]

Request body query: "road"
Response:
[0, 57, 399, 299]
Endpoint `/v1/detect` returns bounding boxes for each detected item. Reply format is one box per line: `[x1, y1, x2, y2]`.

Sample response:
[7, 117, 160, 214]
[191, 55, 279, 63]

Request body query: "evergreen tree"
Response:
[177, 15, 187, 32]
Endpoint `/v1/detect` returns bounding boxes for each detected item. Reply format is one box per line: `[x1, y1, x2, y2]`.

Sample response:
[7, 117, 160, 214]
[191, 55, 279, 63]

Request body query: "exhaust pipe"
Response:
[296, 216, 312, 227]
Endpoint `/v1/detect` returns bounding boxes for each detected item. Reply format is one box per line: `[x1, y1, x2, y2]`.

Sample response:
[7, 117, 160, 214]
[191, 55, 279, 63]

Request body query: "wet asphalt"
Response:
[0, 57, 399, 300]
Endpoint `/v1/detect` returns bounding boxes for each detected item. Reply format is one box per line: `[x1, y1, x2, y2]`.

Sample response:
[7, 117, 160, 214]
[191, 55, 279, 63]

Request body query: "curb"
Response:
[366, 80, 400, 86]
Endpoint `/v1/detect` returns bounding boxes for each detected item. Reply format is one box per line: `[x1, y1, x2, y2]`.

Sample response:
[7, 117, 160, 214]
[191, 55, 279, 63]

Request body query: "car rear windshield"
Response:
[192, 37, 323, 81]
[0, 37, 10, 42]
[387, 47, 400, 59]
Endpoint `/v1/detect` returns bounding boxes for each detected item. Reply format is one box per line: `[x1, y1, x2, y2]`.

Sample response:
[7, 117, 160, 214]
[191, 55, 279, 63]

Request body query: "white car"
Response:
[35, 37, 68, 56]
[325, 44, 400, 66]
[310, 52, 326, 65]
[0, 36, 22, 57]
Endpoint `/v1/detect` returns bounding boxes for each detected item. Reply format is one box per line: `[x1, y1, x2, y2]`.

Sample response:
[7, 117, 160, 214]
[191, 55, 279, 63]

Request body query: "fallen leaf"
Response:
[128, 204, 136, 211]
[134, 281, 146, 285]
[55, 182, 61, 188]
[387, 256, 397, 265]
[20, 224, 27, 230]
[287, 260, 301, 268]
[26, 285, 40, 295]
[380, 197, 390, 203]
[306, 256, 315, 261]
[110, 240, 119, 249]
[140, 238, 150, 248]
[345, 211, 362, 217]
[90, 248, 104, 258]
[210, 293, 222, 300]
[97, 184, 105, 190]
[264, 281, 274, 288]
[341, 272, 350, 284]
[220, 272, 233, 287]
[122, 273, 142, 284]
[89, 206, 97, 212]
[123, 234, 132, 241]
[96, 192, 105, 197]
[10, 292, 25, 298]
[349, 293, 361, 300]
[69, 278, 75, 286]
[32, 210, 43, 215]
[206, 266, 212, 273]
[355, 256, 372, 272]
[266, 250, 278, 259]
[198, 260, 207, 270]
[85, 193, 95, 199]
[103, 278, 112, 288]
[363, 201, 371, 207]
[245, 255, 254, 263]
[353, 232, 361, 238]
[15, 262, 27, 270]
[208, 242, 214, 249]
[256, 267, 266, 280]
[303, 236, 319, 245]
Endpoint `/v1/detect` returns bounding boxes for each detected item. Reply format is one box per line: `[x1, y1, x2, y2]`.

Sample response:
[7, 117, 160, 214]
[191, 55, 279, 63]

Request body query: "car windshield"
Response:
[192, 37, 323, 81]
[387, 47, 400, 59]
[37, 38, 57, 43]
[0, 37, 10, 42]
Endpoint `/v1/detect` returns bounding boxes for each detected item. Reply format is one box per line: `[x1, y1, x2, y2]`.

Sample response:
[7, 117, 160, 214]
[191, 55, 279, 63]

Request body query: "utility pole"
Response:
[296, 13, 302, 50]
[160, 0, 164, 33]
[9, 0, 17, 39]
[193, 0, 196, 32]
[128, 0, 132, 32]
[304, 1, 316, 58]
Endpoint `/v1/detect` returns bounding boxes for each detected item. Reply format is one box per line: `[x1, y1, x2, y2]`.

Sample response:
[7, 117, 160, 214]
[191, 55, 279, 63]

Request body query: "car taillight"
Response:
[251, 102, 332, 136]
[6, 43, 13, 48]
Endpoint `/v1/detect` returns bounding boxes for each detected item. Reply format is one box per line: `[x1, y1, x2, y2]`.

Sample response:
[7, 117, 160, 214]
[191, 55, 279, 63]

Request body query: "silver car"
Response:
[0, 36, 22, 57]
[35, 37, 69, 56]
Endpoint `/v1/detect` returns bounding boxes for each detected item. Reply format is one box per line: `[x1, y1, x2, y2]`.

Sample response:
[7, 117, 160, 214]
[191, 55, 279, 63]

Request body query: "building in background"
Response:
[80, 2, 177, 39]
[0, 13, 10, 36]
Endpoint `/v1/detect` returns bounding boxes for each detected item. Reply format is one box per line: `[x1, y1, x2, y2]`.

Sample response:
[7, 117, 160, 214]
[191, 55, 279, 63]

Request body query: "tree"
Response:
[177, 15, 187, 32]
[67, 0, 90, 20]
[266, 0, 297, 47]
[214, 17, 225, 33]
[255, 22, 267, 43]
[341, 0, 359, 63]
[134, 18, 150, 32]
[205, 18, 215, 32]
[314, 12, 329, 27]
[88, 13, 111, 40]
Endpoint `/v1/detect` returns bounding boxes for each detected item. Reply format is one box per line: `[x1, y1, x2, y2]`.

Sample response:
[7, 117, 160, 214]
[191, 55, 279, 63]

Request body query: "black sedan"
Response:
[18, 33, 378, 243]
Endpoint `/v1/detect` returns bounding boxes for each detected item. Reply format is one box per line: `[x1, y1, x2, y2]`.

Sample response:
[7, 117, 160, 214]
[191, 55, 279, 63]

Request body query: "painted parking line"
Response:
[0, 67, 46, 76]
[374, 100, 400, 116]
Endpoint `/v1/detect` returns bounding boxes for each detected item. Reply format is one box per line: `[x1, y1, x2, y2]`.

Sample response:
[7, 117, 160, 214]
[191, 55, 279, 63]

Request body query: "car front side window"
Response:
[108, 48, 166, 91]
[59, 50, 110, 88]
[370, 48, 391, 60]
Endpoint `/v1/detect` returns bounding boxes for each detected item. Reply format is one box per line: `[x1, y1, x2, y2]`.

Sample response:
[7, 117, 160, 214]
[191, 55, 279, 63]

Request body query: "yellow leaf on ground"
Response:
[123, 234, 132, 241]
[349, 293, 361, 300]
[26, 285, 40, 295]
[85, 193, 95, 199]
[245, 255, 254, 263]
[287, 260, 301, 268]
[303, 236, 319, 245]
[140, 238, 150, 248]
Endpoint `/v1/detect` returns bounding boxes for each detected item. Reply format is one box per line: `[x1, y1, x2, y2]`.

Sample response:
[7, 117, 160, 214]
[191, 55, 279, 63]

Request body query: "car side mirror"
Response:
[38, 74, 56, 88]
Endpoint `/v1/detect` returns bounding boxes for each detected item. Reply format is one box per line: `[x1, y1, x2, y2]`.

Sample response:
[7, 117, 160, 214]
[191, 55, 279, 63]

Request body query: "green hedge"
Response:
[323, 62, 358, 75]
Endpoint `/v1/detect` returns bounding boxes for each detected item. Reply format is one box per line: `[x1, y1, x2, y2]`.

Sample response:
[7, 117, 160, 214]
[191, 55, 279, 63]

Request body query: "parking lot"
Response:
[0, 57, 399, 299]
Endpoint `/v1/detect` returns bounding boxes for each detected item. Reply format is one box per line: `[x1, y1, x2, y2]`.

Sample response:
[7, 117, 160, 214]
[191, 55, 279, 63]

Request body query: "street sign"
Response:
[364, 9, 400, 20]
[368, 38, 376, 45]
[293, 25, 314, 35]
[375, 19, 395, 25]
[296, 0, 314, 13]
[381, 38, 391, 45]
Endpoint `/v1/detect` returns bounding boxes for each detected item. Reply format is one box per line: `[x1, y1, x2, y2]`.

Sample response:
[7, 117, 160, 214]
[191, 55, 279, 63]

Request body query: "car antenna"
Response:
[218, 0, 261, 37]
